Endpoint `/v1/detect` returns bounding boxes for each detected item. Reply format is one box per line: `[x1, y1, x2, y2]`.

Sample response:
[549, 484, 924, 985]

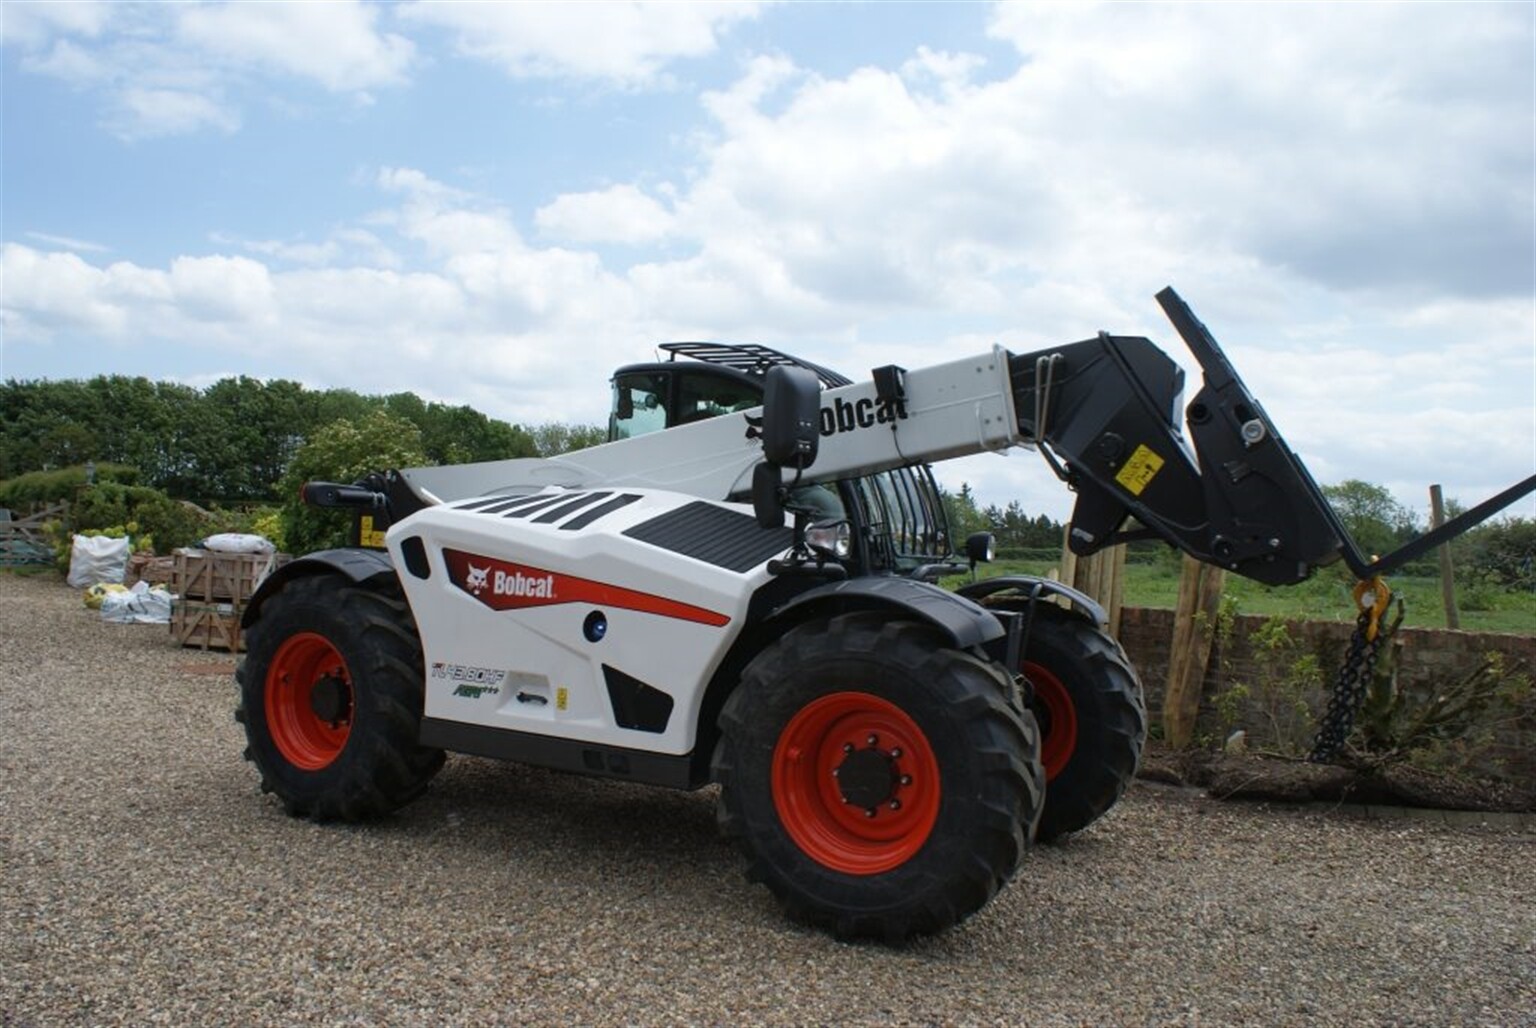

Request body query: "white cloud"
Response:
[535, 185, 675, 245]
[19, 37, 108, 83]
[375, 167, 523, 257]
[177, 0, 414, 93]
[5, 0, 410, 140]
[400, 0, 762, 85]
[169, 255, 275, 323]
[0, 170, 647, 419]
[899, 46, 985, 98]
[1, 244, 128, 337]
[111, 86, 239, 139]
[24, 231, 110, 254]
[0, 0, 111, 47]
[211, 228, 403, 270]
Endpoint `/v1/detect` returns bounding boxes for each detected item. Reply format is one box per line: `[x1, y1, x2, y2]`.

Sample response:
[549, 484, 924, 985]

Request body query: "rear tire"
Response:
[714, 613, 1044, 941]
[1018, 609, 1146, 842]
[236, 573, 444, 820]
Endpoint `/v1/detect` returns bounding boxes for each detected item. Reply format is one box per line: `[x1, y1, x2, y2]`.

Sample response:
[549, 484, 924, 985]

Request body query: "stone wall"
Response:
[1115, 607, 1536, 781]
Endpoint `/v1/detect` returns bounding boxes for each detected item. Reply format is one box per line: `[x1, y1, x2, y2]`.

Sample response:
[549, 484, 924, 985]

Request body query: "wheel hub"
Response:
[265, 632, 354, 772]
[772, 692, 940, 875]
[834, 745, 899, 810]
[309, 674, 351, 726]
[1024, 661, 1079, 782]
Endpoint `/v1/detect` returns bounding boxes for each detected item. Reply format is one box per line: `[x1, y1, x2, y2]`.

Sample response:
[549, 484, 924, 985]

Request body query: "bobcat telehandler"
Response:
[236, 288, 1534, 940]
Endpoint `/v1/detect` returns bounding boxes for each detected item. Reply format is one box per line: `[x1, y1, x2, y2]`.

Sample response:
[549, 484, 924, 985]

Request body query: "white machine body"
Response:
[388, 488, 792, 755]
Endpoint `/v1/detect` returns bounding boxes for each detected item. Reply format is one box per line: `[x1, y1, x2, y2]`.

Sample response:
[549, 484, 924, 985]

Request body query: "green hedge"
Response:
[0, 464, 140, 508]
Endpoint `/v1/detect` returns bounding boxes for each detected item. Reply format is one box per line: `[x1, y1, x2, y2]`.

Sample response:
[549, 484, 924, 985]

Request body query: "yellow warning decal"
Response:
[556, 687, 569, 712]
[358, 515, 387, 549]
[1114, 444, 1165, 496]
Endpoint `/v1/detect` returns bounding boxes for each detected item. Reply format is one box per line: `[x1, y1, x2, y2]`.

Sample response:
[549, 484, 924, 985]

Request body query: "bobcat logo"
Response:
[742, 412, 763, 443]
[464, 563, 490, 595]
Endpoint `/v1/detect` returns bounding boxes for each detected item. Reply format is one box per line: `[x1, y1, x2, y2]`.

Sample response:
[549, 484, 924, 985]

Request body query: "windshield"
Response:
[852, 467, 950, 571]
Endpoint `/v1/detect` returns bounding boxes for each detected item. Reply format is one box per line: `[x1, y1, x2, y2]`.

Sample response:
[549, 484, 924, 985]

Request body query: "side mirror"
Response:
[759, 366, 821, 469]
[752, 366, 820, 531]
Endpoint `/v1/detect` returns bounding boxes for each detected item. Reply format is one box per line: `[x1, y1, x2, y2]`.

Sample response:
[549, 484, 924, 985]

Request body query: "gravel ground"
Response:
[2, 572, 1532, 1026]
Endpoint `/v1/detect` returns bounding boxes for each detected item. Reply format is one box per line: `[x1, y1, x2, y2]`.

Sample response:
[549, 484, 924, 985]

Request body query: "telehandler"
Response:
[237, 288, 1533, 939]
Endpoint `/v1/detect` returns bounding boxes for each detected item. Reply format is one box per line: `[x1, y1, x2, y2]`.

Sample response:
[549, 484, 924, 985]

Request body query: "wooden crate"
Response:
[171, 549, 277, 604]
[171, 600, 244, 652]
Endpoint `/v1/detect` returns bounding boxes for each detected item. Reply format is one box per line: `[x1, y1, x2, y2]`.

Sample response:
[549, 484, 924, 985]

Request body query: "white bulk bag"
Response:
[66, 534, 131, 588]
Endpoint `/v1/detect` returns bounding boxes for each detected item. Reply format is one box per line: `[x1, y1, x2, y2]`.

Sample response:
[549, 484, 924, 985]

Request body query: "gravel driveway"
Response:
[2, 572, 1532, 1025]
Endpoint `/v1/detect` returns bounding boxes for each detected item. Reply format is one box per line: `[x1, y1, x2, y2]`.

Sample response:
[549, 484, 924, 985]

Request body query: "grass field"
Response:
[958, 557, 1536, 635]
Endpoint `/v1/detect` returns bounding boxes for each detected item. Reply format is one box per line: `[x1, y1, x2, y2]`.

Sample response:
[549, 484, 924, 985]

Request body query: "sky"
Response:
[2, 0, 1533, 525]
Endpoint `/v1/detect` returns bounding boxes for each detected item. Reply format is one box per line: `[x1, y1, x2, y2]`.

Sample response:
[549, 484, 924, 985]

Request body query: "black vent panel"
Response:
[603, 666, 674, 734]
[623, 501, 792, 573]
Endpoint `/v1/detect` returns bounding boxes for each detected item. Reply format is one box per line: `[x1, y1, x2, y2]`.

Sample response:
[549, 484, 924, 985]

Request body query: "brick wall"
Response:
[1116, 607, 1536, 782]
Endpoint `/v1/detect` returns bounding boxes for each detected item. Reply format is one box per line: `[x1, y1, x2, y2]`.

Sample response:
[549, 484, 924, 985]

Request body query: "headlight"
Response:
[805, 520, 852, 560]
[965, 532, 996, 564]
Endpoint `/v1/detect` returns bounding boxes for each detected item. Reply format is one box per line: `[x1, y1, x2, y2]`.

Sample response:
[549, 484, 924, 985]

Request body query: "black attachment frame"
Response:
[1009, 288, 1536, 586]
[1154, 288, 1536, 579]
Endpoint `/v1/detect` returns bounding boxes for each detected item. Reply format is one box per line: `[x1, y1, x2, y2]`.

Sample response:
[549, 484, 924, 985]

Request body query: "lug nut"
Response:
[843, 742, 854, 754]
[900, 774, 912, 786]
[889, 799, 902, 811]
[890, 747, 902, 758]
[864, 808, 877, 819]
[866, 733, 878, 746]
[831, 768, 840, 777]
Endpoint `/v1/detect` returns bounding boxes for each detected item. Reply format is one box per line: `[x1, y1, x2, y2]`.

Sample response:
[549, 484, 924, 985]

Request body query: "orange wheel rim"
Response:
[265, 632, 353, 771]
[1025, 661, 1078, 782]
[772, 691, 941, 876]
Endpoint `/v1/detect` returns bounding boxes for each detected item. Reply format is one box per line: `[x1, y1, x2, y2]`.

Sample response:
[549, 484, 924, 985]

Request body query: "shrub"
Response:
[1357, 639, 1532, 778]
[1462, 517, 1536, 590]
[0, 464, 140, 509]
[70, 483, 210, 553]
[1210, 614, 1324, 755]
[245, 507, 287, 553]
[277, 412, 428, 555]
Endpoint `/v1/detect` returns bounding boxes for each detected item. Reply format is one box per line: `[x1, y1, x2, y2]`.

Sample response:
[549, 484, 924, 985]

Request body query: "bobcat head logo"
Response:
[743, 412, 763, 443]
[465, 563, 490, 595]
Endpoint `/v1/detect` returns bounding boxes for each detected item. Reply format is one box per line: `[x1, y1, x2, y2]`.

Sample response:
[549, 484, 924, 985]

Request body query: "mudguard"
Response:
[767, 576, 1005, 650]
[955, 575, 1108, 629]
[241, 547, 398, 627]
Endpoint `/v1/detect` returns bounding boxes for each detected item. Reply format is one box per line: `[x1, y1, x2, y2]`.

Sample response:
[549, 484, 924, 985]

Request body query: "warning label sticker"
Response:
[358, 515, 386, 549]
[1114, 444, 1166, 497]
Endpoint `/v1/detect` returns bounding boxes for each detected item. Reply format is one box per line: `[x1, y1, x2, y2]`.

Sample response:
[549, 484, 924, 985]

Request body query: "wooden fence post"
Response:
[1429, 484, 1461, 630]
[1058, 524, 1127, 636]
[1163, 554, 1226, 749]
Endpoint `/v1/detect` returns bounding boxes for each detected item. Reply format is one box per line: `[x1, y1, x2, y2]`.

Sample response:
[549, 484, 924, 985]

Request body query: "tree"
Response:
[1461, 517, 1536, 589]
[1321, 479, 1418, 559]
[278, 411, 430, 555]
[202, 376, 306, 500]
[531, 422, 606, 457]
[940, 482, 989, 542]
[401, 398, 538, 465]
[1, 374, 585, 507]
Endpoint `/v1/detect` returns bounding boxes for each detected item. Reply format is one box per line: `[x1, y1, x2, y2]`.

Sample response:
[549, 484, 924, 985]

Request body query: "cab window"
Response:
[675, 372, 762, 426]
[610, 373, 669, 440]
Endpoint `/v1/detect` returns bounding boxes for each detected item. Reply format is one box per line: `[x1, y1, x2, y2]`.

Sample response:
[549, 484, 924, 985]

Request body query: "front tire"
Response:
[714, 613, 1044, 941]
[236, 573, 444, 820]
[1018, 609, 1146, 842]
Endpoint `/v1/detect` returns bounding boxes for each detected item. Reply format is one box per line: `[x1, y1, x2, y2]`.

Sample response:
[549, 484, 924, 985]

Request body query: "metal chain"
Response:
[1308, 576, 1392, 763]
